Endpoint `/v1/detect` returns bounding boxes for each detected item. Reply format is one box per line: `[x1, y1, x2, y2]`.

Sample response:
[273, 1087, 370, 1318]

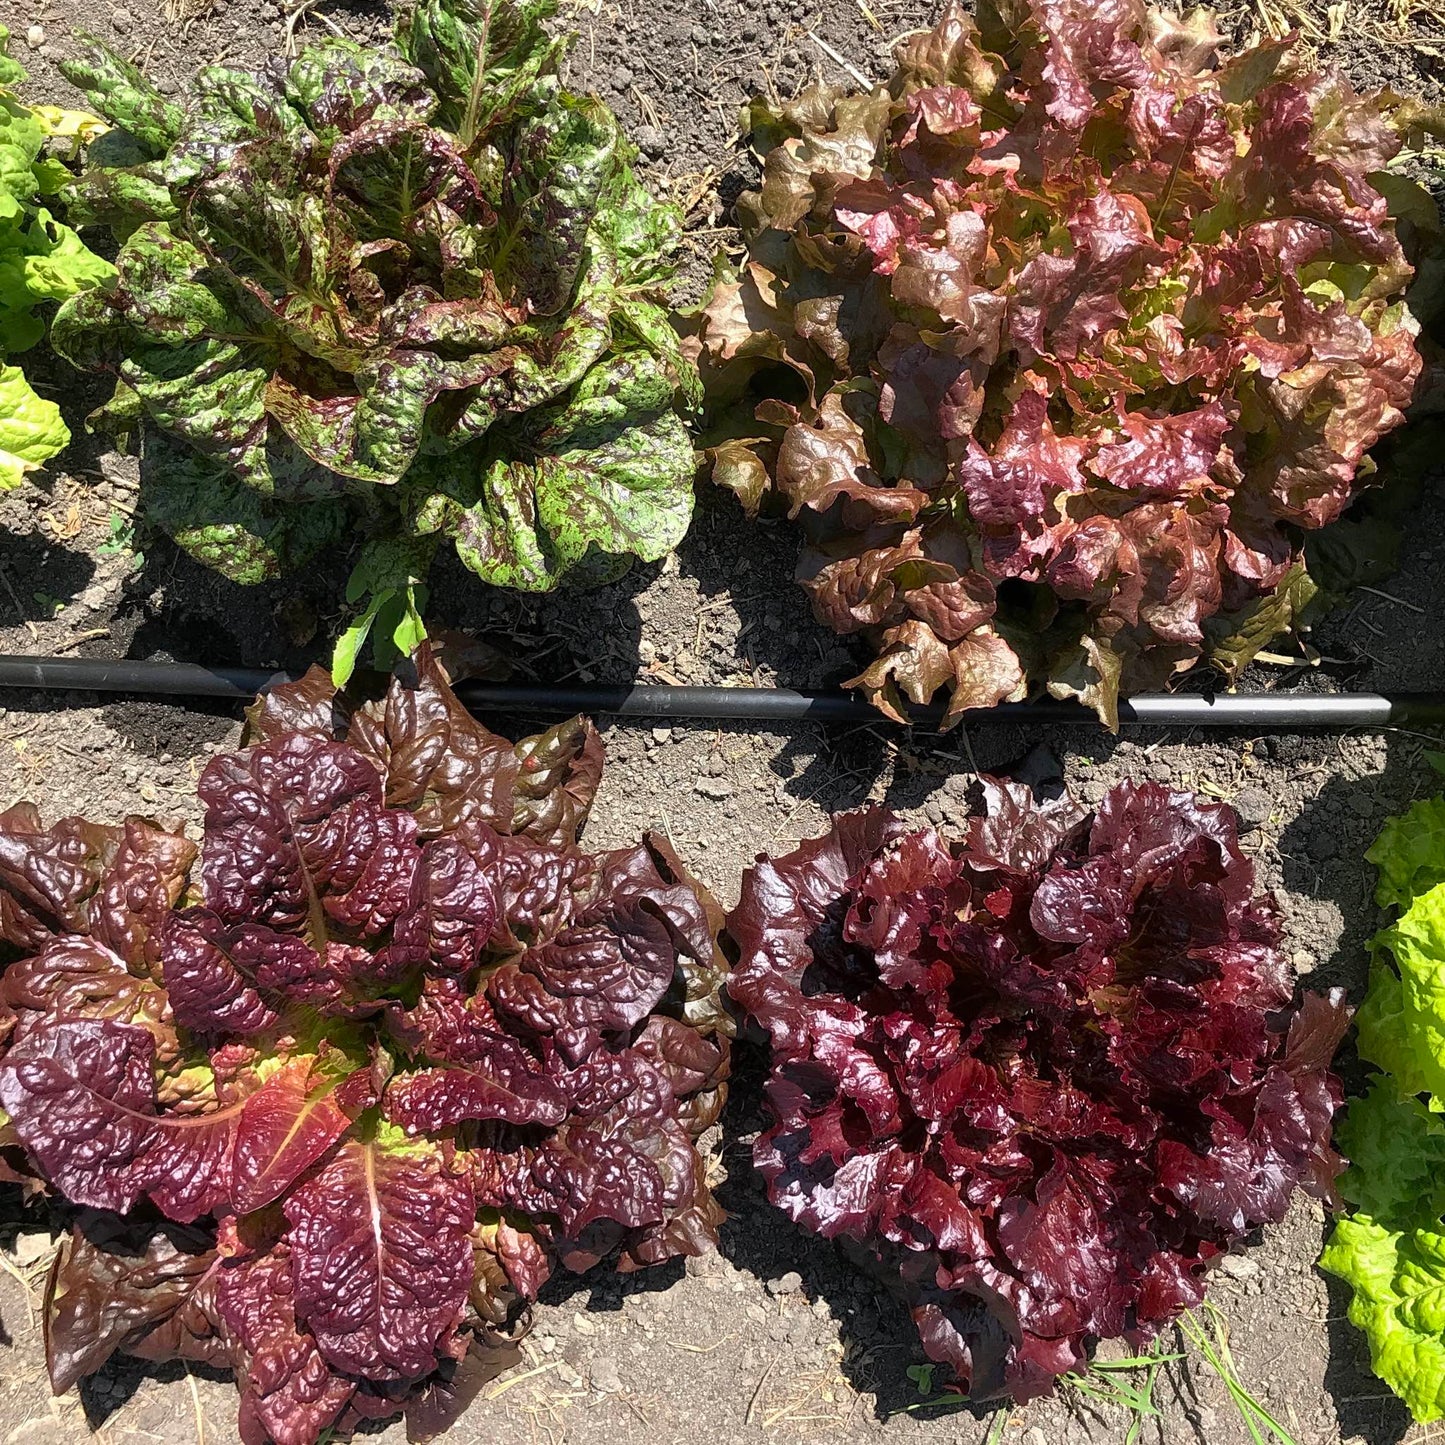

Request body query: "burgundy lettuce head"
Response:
[727, 779, 1347, 1402]
[688, 0, 1425, 726]
[0, 647, 731, 1445]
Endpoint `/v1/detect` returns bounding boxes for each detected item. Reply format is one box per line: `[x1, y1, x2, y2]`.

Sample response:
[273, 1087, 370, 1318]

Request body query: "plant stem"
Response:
[460, 1, 494, 149]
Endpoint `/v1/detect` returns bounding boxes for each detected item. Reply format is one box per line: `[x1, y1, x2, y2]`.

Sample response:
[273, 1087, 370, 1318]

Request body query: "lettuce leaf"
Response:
[0, 648, 732, 1445]
[1319, 787, 1445, 1422]
[0, 23, 115, 487]
[52, 2, 698, 670]
[729, 780, 1348, 1403]
[687, 0, 1429, 726]
[0, 363, 67, 489]
[1320, 1217, 1445, 1423]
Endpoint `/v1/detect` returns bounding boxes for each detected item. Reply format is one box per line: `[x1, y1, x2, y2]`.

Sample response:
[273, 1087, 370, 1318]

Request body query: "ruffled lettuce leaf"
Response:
[1320, 1218, 1445, 1423]
[729, 779, 1347, 1402]
[687, 0, 1429, 726]
[1320, 788, 1445, 1424]
[0, 24, 115, 486]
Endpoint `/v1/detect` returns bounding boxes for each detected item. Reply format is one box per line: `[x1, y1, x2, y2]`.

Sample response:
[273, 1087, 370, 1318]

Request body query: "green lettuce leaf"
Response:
[440, 351, 694, 589]
[1357, 883, 1445, 1101]
[0, 23, 113, 485]
[1320, 1217, 1445, 1423]
[1337, 1080, 1445, 1228]
[1323, 791, 1445, 1424]
[0, 362, 68, 489]
[1369, 797, 1445, 914]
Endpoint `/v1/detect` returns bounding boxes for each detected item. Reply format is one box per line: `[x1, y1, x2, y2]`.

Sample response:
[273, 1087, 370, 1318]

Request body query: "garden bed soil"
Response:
[3, 0, 1445, 1442]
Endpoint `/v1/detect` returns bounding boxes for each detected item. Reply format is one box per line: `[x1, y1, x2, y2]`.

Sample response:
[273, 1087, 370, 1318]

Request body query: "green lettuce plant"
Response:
[50, 0, 699, 679]
[1319, 786, 1445, 1422]
[0, 24, 114, 490]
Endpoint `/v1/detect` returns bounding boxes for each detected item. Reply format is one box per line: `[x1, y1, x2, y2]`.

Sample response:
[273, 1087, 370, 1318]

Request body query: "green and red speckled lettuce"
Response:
[727, 779, 1348, 1402]
[48, 0, 699, 676]
[687, 0, 1429, 726]
[0, 648, 731, 1445]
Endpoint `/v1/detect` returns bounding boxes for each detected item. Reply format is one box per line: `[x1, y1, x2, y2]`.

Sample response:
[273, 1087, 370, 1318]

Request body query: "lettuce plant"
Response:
[0, 649, 731, 1445]
[1319, 791, 1445, 1423]
[49, 0, 699, 675]
[688, 0, 1426, 726]
[728, 780, 1347, 1402]
[0, 24, 114, 490]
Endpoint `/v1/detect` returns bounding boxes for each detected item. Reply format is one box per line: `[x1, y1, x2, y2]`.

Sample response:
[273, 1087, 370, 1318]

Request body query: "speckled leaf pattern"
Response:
[395, 0, 563, 135]
[139, 437, 348, 586]
[53, 0, 697, 630]
[55, 32, 182, 155]
[504, 94, 619, 316]
[284, 36, 436, 139]
[450, 352, 695, 590]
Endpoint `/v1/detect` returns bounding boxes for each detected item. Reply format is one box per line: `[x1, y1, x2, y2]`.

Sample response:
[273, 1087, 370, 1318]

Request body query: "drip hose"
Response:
[0, 654, 1443, 730]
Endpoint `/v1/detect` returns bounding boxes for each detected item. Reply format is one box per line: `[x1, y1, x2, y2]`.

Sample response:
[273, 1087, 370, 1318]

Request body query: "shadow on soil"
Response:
[711, 1032, 993, 1428]
[0, 529, 95, 625]
[77, 1357, 232, 1431]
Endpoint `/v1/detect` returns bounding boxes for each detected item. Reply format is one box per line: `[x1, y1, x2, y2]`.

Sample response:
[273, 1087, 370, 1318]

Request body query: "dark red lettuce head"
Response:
[727, 778, 1347, 1402]
[0, 645, 731, 1445]
[687, 0, 1427, 727]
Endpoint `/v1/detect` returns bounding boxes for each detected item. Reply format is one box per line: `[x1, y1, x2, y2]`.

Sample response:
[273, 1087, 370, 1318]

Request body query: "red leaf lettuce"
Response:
[687, 0, 1426, 725]
[0, 647, 731, 1444]
[727, 778, 1347, 1401]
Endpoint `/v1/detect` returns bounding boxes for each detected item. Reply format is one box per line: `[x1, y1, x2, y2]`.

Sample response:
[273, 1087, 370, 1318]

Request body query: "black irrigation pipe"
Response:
[1, 654, 1445, 731]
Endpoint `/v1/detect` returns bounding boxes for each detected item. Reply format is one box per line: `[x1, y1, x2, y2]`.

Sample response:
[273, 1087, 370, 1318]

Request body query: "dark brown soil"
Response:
[2, 2, 1445, 1443]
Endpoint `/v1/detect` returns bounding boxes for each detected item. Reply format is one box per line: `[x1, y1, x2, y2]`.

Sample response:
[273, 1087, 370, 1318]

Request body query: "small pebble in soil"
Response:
[1218, 1254, 1261, 1281]
[611, 65, 634, 90]
[635, 125, 667, 158]
[1232, 787, 1272, 831]
[590, 1358, 623, 1393]
[1292, 948, 1317, 976]
[767, 1270, 803, 1296]
[695, 776, 734, 799]
[110, 5, 133, 26]
[25, 23, 44, 47]
[572, 1311, 596, 1336]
